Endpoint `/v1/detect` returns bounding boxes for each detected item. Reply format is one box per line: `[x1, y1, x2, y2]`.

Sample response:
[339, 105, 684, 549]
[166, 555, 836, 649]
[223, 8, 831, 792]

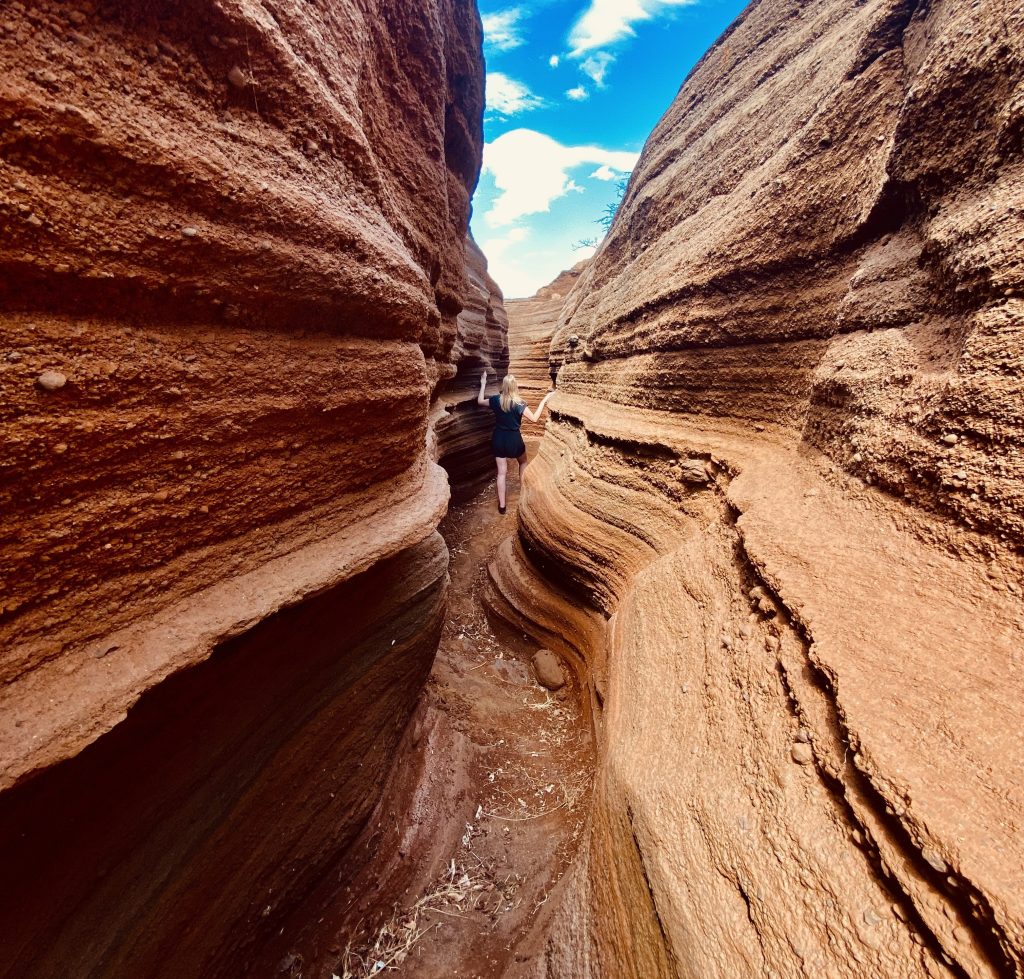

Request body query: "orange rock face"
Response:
[494, 1, 1024, 977]
[0, 0, 487, 974]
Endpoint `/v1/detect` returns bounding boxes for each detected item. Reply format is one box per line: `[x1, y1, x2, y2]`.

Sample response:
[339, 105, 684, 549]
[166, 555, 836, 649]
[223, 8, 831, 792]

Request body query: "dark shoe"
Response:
[499, 505, 507, 515]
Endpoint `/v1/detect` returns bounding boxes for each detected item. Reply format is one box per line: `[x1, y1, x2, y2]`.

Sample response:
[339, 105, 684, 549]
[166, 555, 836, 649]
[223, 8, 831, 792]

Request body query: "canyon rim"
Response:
[1, 1, 1023, 978]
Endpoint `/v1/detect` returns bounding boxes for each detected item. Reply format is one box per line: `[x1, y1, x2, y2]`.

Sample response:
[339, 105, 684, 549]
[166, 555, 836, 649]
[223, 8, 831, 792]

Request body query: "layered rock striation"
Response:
[0, 0, 487, 974]
[495, 1, 1024, 976]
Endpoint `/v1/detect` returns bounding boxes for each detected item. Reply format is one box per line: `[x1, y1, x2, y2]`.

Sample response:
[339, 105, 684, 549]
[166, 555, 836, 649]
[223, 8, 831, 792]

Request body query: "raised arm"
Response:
[523, 390, 554, 423]
[476, 370, 488, 406]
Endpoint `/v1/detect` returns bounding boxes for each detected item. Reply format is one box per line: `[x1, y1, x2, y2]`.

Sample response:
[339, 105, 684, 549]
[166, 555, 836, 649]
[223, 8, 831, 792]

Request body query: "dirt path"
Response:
[297, 471, 593, 979]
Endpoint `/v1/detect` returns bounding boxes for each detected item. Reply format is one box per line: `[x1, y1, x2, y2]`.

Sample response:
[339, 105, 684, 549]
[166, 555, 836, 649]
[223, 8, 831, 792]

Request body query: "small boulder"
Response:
[36, 370, 67, 391]
[676, 458, 710, 485]
[532, 649, 564, 691]
[227, 66, 247, 88]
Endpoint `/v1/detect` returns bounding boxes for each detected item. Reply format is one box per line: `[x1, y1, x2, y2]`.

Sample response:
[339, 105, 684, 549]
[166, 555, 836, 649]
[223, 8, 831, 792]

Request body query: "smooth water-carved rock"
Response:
[0, 0, 486, 974]
[495, 1, 1024, 977]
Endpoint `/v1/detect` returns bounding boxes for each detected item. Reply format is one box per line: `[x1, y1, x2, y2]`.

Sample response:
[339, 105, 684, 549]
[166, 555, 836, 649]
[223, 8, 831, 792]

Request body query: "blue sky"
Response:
[471, 0, 749, 298]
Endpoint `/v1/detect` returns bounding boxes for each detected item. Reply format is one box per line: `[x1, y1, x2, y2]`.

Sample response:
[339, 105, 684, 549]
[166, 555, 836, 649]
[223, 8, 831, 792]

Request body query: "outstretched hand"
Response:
[480, 370, 487, 386]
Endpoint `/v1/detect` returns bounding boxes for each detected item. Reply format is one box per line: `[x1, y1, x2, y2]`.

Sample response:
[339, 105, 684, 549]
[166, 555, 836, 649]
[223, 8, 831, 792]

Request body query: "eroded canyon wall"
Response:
[0, 0, 485, 974]
[495, 1, 1024, 977]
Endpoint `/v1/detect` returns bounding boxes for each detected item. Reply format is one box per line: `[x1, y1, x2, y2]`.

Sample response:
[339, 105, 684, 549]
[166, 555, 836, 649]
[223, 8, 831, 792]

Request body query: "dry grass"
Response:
[336, 857, 513, 978]
[523, 691, 559, 712]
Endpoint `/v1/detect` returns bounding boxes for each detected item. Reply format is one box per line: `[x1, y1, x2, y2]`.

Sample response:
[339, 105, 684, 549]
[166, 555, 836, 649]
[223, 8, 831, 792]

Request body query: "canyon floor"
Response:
[268, 458, 594, 979]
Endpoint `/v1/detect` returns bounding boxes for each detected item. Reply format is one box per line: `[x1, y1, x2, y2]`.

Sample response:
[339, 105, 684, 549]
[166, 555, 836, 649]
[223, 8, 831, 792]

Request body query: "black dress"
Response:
[488, 394, 527, 459]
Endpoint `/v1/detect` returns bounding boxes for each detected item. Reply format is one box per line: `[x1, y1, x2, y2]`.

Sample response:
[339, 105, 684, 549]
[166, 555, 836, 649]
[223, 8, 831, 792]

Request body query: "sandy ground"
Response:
[278, 462, 593, 979]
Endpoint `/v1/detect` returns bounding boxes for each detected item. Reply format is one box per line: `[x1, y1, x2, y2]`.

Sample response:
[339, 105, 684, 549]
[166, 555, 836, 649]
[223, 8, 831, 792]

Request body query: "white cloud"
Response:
[568, 0, 695, 56]
[482, 7, 525, 51]
[481, 128, 639, 227]
[580, 52, 614, 87]
[566, 85, 590, 101]
[486, 73, 544, 117]
[477, 232, 598, 299]
[590, 164, 619, 180]
[548, 54, 560, 68]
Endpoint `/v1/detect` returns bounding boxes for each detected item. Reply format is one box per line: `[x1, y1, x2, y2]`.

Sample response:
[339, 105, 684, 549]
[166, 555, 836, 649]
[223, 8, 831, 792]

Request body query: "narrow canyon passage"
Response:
[266, 471, 595, 979]
[2, 1, 1022, 977]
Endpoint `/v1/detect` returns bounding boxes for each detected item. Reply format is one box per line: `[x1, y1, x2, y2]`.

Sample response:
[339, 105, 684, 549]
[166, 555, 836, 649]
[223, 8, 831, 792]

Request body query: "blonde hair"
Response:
[499, 374, 522, 412]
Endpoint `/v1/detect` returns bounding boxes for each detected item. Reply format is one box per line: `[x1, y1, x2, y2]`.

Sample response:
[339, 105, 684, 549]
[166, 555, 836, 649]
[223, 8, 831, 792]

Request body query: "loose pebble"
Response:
[227, 66, 247, 88]
[36, 370, 67, 391]
[941, 434, 958, 446]
[181, 226, 199, 238]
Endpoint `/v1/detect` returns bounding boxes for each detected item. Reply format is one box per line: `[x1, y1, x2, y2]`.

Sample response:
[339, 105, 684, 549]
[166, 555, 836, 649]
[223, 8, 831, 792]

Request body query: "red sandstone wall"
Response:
[0, 0, 486, 974]
[495, 1, 1024, 976]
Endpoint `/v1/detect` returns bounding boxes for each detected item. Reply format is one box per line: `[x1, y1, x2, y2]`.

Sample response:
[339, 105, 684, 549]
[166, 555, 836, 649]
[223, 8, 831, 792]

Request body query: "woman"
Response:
[478, 371, 553, 514]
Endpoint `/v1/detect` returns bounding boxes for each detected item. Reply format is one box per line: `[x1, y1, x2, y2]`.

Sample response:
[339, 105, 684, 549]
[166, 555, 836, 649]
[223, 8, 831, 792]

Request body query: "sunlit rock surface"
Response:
[0, 0, 485, 974]
[494, 0, 1024, 976]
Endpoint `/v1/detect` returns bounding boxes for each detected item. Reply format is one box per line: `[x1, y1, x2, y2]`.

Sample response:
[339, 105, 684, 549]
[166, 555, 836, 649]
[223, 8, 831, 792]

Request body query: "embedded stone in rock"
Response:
[791, 743, 814, 766]
[36, 370, 67, 391]
[677, 458, 710, 485]
[227, 66, 247, 88]
[532, 649, 565, 691]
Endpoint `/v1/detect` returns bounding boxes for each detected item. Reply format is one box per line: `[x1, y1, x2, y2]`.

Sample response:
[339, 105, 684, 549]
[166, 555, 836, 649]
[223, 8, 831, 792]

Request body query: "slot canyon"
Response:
[0, 0, 1021, 977]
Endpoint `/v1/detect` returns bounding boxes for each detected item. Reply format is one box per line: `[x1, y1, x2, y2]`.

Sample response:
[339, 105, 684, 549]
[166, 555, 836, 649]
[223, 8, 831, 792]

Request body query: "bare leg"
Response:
[517, 450, 529, 488]
[496, 457, 508, 509]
